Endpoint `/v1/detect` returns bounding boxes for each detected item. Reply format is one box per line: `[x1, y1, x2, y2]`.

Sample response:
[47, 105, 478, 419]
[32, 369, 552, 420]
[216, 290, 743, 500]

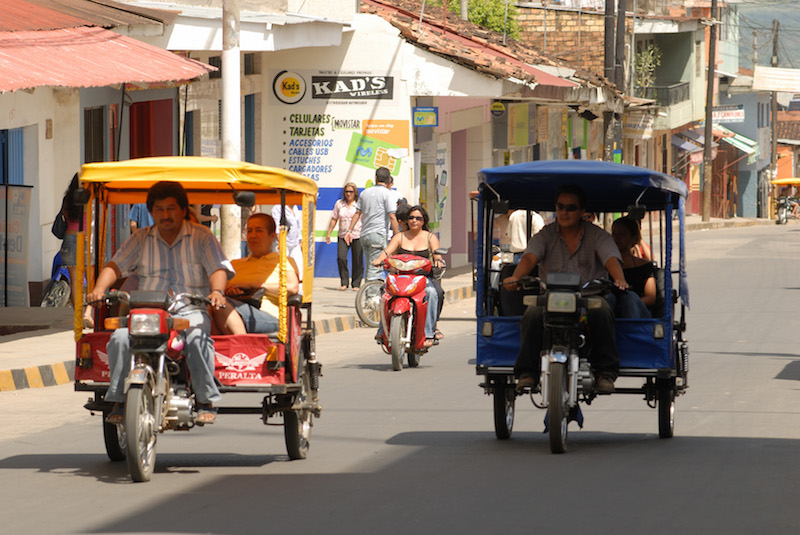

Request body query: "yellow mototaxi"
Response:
[770, 177, 800, 224]
[72, 156, 320, 462]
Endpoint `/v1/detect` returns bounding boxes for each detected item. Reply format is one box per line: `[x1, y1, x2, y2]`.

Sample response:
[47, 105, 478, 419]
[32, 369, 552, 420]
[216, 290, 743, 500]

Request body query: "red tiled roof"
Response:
[0, 0, 176, 32]
[361, 0, 610, 91]
[0, 26, 214, 93]
[778, 110, 800, 141]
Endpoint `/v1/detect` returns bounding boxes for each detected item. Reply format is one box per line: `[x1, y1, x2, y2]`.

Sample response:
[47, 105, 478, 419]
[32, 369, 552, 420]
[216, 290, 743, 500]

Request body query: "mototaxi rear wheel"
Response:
[355, 280, 383, 328]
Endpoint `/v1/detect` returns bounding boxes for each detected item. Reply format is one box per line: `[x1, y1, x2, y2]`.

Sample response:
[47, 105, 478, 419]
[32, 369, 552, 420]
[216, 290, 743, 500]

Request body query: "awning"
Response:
[0, 26, 215, 93]
[713, 124, 760, 156]
[671, 135, 702, 152]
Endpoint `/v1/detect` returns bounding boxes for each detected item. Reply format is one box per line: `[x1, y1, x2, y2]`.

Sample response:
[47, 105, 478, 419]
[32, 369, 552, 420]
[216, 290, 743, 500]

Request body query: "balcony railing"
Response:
[635, 81, 690, 107]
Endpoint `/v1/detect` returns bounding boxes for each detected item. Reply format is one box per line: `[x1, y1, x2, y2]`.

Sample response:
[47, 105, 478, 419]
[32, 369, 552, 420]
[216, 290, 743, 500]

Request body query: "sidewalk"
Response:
[0, 268, 475, 392]
[0, 214, 774, 392]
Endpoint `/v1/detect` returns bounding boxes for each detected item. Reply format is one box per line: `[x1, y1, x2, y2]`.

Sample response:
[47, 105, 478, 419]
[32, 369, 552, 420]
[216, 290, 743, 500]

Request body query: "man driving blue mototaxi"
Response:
[502, 184, 645, 394]
[86, 181, 234, 425]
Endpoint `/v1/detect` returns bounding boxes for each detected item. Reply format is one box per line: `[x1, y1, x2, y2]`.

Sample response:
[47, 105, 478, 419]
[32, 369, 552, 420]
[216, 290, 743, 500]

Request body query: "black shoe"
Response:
[596, 373, 616, 394]
[516, 372, 538, 392]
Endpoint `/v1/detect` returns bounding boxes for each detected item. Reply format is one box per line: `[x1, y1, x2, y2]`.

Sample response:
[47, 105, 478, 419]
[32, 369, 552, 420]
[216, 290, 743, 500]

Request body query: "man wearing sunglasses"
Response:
[502, 184, 629, 394]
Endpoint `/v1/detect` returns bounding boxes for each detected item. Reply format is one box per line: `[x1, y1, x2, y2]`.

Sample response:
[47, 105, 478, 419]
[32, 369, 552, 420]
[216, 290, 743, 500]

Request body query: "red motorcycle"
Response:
[378, 253, 443, 371]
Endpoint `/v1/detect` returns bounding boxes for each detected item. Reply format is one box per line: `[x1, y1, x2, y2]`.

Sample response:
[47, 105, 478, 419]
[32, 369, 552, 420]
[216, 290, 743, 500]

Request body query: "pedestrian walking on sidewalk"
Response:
[326, 182, 363, 291]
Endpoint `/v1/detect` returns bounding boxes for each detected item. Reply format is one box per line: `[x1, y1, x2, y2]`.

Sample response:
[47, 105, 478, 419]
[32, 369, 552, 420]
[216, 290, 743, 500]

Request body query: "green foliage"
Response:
[425, 0, 520, 40]
[634, 43, 662, 91]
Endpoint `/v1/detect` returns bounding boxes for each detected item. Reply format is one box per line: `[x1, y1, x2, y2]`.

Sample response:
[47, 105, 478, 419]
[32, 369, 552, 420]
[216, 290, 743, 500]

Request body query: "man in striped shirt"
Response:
[87, 181, 234, 424]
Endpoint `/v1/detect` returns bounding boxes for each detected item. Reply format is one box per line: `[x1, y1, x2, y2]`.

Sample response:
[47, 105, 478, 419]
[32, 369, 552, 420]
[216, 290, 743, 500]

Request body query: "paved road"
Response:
[2, 224, 800, 534]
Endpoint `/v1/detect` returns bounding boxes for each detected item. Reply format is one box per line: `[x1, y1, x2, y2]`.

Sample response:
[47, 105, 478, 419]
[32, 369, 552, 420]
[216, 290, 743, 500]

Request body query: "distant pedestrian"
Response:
[271, 204, 304, 282]
[344, 167, 398, 281]
[128, 203, 153, 233]
[326, 182, 363, 291]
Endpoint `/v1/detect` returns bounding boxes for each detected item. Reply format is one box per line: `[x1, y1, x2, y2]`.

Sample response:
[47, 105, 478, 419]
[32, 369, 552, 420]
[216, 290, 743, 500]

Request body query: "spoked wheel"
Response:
[657, 383, 676, 439]
[492, 377, 514, 440]
[125, 384, 158, 482]
[390, 315, 405, 371]
[548, 362, 569, 454]
[284, 375, 313, 460]
[102, 412, 126, 462]
[355, 280, 383, 327]
[40, 280, 70, 307]
[778, 207, 788, 225]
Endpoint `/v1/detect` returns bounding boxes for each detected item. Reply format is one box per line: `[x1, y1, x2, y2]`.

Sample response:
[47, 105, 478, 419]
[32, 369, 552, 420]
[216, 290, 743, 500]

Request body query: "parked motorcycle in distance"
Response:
[775, 196, 799, 225]
[40, 251, 71, 307]
[378, 251, 445, 371]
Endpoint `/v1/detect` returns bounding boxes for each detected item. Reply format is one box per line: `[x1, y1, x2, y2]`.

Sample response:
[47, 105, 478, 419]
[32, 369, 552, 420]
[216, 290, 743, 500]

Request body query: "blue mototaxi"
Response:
[474, 160, 689, 442]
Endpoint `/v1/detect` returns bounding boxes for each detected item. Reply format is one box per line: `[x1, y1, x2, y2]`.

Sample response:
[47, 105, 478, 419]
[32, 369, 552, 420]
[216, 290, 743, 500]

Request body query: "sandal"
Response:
[105, 404, 124, 425]
[434, 330, 444, 340]
[196, 404, 218, 424]
[423, 338, 435, 349]
[339, 285, 347, 291]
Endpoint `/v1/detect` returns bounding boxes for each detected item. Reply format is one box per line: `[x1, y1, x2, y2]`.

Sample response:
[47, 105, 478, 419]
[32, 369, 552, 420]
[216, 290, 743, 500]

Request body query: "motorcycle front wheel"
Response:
[125, 384, 158, 482]
[355, 280, 383, 328]
[40, 279, 70, 307]
[390, 315, 405, 371]
[778, 206, 788, 225]
[548, 362, 569, 454]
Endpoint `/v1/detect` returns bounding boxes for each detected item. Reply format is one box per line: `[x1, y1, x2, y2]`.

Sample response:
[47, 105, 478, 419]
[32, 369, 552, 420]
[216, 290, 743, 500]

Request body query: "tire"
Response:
[284, 375, 312, 460]
[390, 315, 405, 371]
[778, 207, 788, 225]
[658, 385, 676, 439]
[125, 384, 158, 482]
[102, 414, 126, 462]
[407, 351, 420, 368]
[40, 280, 70, 307]
[548, 362, 569, 454]
[355, 280, 383, 328]
[493, 379, 514, 440]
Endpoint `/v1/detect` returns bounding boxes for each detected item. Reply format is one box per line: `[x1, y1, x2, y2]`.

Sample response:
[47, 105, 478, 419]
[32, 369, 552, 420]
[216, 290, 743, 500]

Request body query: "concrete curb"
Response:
[0, 284, 476, 392]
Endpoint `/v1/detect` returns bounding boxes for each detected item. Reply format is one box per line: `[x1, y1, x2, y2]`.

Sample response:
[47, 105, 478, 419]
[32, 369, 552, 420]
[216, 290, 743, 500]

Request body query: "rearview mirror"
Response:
[492, 199, 509, 215]
[234, 191, 256, 208]
[72, 188, 91, 205]
[627, 204, 646, 220]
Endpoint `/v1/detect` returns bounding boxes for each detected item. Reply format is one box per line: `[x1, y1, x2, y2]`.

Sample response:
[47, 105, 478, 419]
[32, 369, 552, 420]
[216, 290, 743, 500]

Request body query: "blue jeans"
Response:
[361, 232, 388, 281]
[229, 298, 279, 333]
[104, 308, 221, 405]
[606, 290, 651, 319]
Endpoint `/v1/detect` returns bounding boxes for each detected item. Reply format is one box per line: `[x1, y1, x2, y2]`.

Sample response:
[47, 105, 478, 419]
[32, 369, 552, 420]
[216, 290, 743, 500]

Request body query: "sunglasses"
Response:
[556, 203, 579, 212]
[345, 190, 356, 194]
[407, 215, 424, 221]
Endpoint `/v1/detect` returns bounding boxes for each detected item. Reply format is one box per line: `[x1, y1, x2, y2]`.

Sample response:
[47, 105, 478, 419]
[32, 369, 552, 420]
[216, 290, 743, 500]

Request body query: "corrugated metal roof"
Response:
[1, 0, 90, 30]
[0, 26, 214, 93]
[0, 0, 176, 32]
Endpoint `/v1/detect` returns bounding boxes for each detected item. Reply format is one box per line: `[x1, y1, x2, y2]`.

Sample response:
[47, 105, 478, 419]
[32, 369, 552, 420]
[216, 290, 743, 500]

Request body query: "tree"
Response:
[634, 43, 662, 97]
[426, 0, 520, 40]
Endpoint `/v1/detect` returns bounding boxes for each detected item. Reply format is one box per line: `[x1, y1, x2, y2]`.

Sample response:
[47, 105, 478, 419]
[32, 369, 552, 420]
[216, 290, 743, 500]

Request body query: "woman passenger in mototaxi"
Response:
[611, 216, 656, 318]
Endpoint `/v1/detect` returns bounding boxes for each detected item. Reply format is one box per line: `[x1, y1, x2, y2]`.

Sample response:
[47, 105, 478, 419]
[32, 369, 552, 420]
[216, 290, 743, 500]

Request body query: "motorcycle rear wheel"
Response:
[355, 280, 383, 328]
[548, 362, 569, 454]
[390, 315, 405, 371]
[778, 207, 788, 225]
[125, 384, 158, 482]
[40, 279, 70, 307]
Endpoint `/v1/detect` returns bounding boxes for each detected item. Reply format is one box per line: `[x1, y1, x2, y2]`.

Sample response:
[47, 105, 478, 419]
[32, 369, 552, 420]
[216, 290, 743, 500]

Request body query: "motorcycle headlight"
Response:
[547, 292, 577, 313]
[129, 313, 162, 335]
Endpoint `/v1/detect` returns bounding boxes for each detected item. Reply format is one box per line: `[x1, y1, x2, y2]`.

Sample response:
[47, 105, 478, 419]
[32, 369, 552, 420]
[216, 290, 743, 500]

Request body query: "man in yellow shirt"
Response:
[212, 213, 299, 334]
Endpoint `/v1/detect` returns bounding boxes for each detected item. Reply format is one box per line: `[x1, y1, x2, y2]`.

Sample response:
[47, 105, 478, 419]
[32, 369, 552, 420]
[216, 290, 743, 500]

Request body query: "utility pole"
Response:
[701, 0, 718, 222]
[221, 0, 242, 259]
[460, 0, 468, 20]
[753, 30, 758, 72]
[603, 0, 616, 162]
[770, 20, 779, 182]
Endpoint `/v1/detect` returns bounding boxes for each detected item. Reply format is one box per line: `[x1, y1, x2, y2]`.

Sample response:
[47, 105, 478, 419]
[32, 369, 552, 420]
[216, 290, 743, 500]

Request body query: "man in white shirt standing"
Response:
[344, 167, 399, 281]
